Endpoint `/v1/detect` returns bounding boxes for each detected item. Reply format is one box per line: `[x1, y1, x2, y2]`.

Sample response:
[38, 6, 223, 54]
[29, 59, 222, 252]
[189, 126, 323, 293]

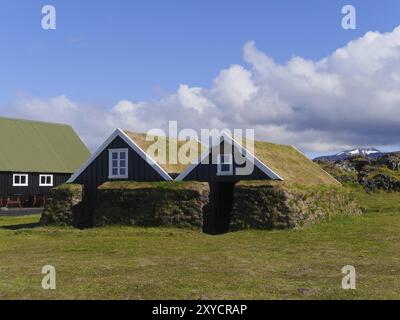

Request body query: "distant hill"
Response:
[314, 148, 387, 161]
[314, 150, 400, 192]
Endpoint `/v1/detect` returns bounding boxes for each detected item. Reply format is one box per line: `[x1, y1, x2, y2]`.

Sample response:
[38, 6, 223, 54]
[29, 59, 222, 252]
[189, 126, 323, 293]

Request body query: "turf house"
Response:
[42, 128, 358, 234]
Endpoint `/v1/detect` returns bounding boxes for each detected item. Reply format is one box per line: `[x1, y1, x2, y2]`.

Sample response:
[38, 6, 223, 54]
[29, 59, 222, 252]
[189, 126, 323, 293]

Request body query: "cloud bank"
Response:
[8, 26, 400, 153]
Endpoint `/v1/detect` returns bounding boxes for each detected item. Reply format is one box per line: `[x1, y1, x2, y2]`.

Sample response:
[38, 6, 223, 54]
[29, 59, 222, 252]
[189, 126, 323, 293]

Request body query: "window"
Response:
[39, 174, 53, 187]
[217, 154, 233, 176]
[13, 174, 29, 186]
[108, 149, 128, 179]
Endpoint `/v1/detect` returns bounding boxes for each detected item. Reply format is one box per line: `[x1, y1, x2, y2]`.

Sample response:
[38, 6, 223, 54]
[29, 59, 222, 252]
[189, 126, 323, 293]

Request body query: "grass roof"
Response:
[245, 140, 340, 186]
[98, 181, 208, 193]
[124, 131, 206, 175]
[124, 131, 339, 185]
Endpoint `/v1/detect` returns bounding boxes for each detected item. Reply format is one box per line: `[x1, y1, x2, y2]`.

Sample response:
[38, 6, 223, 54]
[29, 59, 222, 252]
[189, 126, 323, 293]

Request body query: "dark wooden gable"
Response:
[182, 139, 272, 182]
[73, 135, 167, 195]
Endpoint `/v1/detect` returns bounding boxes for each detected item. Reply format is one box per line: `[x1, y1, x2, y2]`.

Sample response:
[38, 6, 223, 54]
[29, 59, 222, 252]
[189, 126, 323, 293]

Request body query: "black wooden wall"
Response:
[0, 172, 71, 197]
[183, 141, 272, 182]
[73, 136, 166, 197]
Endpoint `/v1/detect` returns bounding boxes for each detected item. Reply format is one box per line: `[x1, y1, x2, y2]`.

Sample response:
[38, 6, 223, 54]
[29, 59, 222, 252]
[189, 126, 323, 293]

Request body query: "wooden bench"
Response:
[5, 196, 22, 208]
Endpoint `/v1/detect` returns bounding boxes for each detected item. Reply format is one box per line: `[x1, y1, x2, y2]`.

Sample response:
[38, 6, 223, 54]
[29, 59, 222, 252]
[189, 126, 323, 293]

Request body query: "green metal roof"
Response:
[0, 117, 90, 173]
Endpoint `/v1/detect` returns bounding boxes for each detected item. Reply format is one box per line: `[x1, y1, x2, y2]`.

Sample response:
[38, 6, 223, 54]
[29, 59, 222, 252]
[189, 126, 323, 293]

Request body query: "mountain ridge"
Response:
[314, 147, 394, 161]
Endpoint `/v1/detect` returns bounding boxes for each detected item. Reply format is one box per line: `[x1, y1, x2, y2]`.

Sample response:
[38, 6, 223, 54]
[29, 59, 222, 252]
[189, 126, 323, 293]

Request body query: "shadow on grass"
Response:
[0, 222, 41, 230]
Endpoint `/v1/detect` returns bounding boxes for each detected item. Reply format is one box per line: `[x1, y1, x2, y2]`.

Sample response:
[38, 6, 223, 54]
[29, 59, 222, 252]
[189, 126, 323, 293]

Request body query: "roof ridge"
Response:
[0, 116, 70, 127]
[123, 130, 202, 143]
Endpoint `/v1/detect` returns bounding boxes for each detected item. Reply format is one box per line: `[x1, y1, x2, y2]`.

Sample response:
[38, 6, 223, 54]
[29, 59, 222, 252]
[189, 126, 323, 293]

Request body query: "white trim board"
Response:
[67, 128, 173, 183]
[39, 174, 54, 187]
[176, 132, 284, 181]
[13, 173, 29, 186]
[108, 148, 129, 179]
[216, 153, 234, 176]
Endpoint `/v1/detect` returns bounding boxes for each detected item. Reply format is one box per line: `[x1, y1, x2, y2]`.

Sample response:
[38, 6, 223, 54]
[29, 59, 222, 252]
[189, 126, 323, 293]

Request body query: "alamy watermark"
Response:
[41, 265, 56, 290]
[341, 265, 356, 290]
[40, 4, 356, 31]
[342, 5, 356, 30]
[40, 4, 357, 31]
[142, 122, 255, 176]
[41, 5, 56, 30]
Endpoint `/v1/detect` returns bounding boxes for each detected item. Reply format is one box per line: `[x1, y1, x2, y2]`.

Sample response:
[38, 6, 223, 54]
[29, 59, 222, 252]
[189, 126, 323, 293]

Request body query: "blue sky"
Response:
[1, 0, 400, 157]
[1, 0, 399, 103]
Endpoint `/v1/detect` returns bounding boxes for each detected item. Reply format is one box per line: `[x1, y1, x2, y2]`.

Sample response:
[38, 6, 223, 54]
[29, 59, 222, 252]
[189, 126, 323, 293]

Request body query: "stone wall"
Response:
[230, 182, 362, 231]
[94, 181, 209, 229]
[40, 184, 84, 226]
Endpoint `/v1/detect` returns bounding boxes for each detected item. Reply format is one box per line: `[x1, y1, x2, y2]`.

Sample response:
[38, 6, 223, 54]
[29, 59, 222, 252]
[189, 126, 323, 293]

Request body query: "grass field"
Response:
[0, 191, 399, 300]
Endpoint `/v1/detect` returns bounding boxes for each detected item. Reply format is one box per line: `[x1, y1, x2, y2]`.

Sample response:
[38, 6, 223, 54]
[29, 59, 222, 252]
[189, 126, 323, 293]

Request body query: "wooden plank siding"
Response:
[0, 172, 71, 197]
[73, 135, 167, 198]
[183, 141, 272, 182]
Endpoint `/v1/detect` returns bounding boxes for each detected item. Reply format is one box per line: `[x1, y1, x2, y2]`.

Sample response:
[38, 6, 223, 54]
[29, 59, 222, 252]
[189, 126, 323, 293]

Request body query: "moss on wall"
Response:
[40, 184, 84, 226]
[40, 180, 361, 233]
[94, 181, 209, 229]
[230, 182, 362, 231]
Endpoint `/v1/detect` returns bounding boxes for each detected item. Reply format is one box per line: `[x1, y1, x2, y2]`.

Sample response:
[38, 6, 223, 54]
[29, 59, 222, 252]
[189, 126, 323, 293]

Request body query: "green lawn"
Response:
[0, 191, 399, 300]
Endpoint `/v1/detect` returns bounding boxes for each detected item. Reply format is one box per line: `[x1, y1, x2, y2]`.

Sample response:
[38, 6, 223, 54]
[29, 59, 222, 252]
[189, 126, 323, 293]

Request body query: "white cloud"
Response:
[212, 64, 258, 110]
[176, 84, 213, 114]
[6, 26, 400, 154]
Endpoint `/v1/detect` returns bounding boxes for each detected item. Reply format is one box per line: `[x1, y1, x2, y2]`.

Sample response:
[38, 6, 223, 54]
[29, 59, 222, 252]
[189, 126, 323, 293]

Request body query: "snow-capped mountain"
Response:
[314, 148, 385, 161]
[337, 148, 380, 156]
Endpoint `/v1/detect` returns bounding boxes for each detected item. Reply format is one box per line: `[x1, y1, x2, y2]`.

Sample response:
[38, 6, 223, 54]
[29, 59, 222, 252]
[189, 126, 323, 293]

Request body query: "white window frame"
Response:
[39, 174, 54, 187]
[13, 174, 29, 187]
[217, 154, 233, 176]
[108, 148, 129, 179]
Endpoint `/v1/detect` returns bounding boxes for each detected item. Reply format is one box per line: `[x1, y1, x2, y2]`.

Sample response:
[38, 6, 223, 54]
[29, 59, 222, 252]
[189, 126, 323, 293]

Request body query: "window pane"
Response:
[112, 152, 118, 160]
[46, 176, 52, 184]
[120, 168, 126, 176]
[120, 152, 126, 159]
[112, 168, 118, 176]
[120, 160, 126, 167]
[220, 154, 232, 164]
[41, 176, 45, 184]
[21, 176, 26, 184]
[112, 160, 118, 167]
[221, 164, 231, 172]
[15, 176, 19, 184]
